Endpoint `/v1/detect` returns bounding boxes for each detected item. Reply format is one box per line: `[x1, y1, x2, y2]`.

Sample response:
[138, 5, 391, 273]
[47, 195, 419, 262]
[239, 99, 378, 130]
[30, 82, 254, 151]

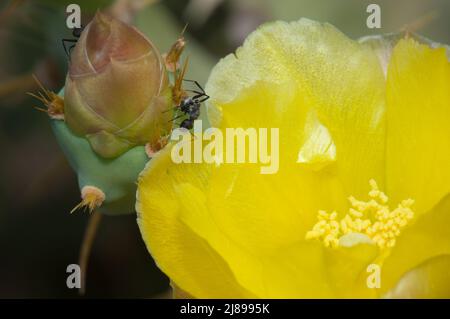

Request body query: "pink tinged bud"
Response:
[64, 12, 172, 158]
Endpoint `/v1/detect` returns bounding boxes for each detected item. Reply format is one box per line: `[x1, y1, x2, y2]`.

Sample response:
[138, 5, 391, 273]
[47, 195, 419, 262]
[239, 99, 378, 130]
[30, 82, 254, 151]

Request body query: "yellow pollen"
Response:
[305, 180, 415, 249]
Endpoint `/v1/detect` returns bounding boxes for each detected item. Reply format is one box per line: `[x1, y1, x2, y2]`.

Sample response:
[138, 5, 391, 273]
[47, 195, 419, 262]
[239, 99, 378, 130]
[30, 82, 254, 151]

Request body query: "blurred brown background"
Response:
[0, 0, 449, 298]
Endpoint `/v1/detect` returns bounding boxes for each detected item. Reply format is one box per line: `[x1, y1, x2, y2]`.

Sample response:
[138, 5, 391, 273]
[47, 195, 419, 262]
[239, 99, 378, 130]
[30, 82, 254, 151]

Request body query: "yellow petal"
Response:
[324, 241, 379, 298]
[385, 255, 450, 299]
[202, 18, 386, 268]
[380, 194, 450, 295]
[172, 283, 194, 299]
[206, 19, 386, 199]
[260, 241, 334, 298]
[174, 179, 265, 296]
[261, 240, 379, 298]
[136, 145, 253, 298]
[207, 161, 345, 255]
[138, 142, 380, 298]
[386, 38, 450, 214]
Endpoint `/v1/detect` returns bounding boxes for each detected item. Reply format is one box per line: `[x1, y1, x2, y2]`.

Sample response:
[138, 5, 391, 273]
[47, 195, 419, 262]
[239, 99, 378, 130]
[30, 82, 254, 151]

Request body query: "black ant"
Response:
[167, 79, 209, 130]
[62, 26, 84, 58]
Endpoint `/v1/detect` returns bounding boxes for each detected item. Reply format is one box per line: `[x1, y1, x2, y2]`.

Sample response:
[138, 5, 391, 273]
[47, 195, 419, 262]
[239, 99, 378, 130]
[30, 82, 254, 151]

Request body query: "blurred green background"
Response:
[0, 0, 448, 298]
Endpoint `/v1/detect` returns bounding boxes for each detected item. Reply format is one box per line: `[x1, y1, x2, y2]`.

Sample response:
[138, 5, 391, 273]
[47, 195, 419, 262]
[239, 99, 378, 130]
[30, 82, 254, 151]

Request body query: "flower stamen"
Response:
[306, 180, 415, 249]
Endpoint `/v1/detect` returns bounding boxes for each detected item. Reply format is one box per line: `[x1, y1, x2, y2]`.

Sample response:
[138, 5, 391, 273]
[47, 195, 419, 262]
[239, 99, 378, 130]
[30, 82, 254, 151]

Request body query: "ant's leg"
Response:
[191, 93, 207, 100]
[184, 89, 208, 101]
[185, 89, 204, 96]
[198, 95, 210, 103]
[69, 44, 77, 55]
[183, 79, 205, 94]
[62, 39, 77, 57]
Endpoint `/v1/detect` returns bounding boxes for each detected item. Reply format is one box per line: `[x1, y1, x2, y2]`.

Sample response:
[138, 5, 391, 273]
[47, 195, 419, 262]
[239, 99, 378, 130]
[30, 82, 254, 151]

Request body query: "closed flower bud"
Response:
[64, 12, 172, 158]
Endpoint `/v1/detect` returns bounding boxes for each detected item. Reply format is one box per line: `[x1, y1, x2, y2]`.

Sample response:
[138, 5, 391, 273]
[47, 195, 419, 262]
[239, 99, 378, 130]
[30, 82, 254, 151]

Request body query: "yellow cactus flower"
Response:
[136, 19, 450, 298]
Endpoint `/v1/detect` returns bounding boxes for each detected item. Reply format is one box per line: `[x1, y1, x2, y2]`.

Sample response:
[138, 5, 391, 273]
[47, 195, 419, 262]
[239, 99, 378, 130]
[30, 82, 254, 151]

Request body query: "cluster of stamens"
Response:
[305, 180, 415, 249]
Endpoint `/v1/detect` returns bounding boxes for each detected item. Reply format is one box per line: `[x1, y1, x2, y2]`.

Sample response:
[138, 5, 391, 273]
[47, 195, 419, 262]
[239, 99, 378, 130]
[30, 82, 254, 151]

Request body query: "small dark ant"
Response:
[62, 26, 84, 58]
[167, 79, 209, 130]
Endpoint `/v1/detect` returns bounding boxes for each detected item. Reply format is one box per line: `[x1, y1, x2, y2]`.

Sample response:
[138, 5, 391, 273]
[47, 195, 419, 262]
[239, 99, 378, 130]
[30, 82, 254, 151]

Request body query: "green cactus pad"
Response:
[51, 118, 149, 215]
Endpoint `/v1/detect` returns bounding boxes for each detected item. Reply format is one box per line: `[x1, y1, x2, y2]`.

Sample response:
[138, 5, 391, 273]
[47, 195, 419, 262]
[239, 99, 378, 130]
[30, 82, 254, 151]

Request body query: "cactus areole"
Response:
[52, 12, 174, 215]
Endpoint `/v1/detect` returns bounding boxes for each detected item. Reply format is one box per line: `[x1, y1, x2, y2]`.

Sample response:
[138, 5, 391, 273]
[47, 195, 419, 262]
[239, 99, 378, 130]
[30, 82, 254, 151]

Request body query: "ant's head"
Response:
[72, 26, 84, 38]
